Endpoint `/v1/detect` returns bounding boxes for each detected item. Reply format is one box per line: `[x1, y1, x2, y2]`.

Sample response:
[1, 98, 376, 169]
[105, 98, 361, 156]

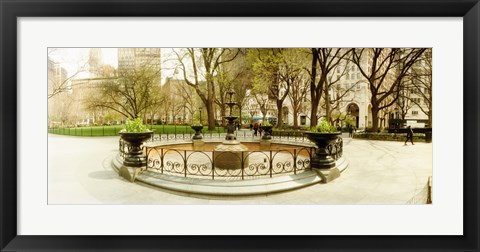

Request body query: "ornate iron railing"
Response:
[148, 130, 309, 143]
[119, 135, 345, 181]
[327, 138, 344, 160]
[119, 139, 131, 159]
[144, 146, 314, 180]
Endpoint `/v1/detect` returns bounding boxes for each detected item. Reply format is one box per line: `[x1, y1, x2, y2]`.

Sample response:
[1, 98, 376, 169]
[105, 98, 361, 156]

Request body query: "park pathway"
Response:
[48, 134, 432, 204]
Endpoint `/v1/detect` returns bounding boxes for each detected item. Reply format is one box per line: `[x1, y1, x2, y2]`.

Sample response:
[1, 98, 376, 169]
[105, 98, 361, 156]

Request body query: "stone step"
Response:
[112, 154, 322, 195]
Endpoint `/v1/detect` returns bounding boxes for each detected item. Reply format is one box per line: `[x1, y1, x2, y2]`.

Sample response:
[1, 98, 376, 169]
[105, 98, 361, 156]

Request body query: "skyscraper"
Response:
[88, 48, 103, 75]
[118, 48, 160, 71]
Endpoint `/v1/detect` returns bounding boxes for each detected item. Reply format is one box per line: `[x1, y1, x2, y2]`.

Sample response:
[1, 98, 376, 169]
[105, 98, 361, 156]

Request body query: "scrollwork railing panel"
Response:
[132, 140, 319, 180]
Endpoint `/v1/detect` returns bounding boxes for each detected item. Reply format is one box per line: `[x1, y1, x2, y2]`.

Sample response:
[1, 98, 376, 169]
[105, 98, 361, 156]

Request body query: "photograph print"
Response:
[47, 48, 432, 205]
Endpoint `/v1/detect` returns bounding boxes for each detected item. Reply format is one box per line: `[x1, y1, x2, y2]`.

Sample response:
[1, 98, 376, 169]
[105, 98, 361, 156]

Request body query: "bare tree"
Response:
[231, 49, 252, 126]
[48, 53, 87, 99]
[322, 60, 358, 122]
[251, 92, 270, 122]
[174, 48, 240, 130]
[405, 48, 432, 127]
[48, 91, 76, 127]
[351, 48, 426, 131]
[307, 48, 353, 127]
[396, 92, 415, 121]
[176, 81, 197, 124]
[214, 65, 234, 126]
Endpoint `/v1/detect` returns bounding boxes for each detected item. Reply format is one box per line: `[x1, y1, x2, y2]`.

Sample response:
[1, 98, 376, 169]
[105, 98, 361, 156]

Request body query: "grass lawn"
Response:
[48, 125, 226, 137]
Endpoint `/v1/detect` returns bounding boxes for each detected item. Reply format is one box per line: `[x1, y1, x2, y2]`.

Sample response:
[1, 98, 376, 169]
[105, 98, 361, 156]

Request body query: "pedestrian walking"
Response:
[249, 123, 253, 131]
[405, 125, 414, 145]
[258, 123, 263, 137]
[253, 123, 259, 136]
[348, 125, 353, 138]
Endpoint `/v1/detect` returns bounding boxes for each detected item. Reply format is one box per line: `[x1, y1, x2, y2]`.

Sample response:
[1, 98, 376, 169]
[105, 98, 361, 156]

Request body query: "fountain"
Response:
[113, 88, 348, 193]
[213, 89, 249, 169]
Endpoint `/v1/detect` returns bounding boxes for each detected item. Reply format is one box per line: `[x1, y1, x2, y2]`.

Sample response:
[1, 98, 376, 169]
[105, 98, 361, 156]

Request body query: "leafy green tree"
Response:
[86, 64, 162, 120]
[250, 48, 290, 128]
[279, 49, 309, 129]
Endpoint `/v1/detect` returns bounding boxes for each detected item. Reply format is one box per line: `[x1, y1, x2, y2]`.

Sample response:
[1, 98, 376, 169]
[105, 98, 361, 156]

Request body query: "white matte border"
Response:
[18, 17, 462, 235]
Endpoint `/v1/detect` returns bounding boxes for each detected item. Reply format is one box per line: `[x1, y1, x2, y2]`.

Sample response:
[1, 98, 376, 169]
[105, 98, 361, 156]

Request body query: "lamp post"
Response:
[199, 108, 202, 125]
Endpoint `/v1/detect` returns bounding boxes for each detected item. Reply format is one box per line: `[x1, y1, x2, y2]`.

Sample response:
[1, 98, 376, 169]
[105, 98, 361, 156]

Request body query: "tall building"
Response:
[88, 48, 103, 75]
[118, 48, 161, 76]
[244, 48, 431, 130]
[391, 48, 432, 128]
[48, 57, 71, 127]
[48, 57, 68, 94]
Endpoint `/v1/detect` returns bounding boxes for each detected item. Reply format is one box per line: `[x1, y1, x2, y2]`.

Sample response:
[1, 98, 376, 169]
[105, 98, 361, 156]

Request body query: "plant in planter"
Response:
[190, 120, 204, 140]
[119, 117, 153, 167]
[260, 120, 273, 140]
[304, 118, 341, 169]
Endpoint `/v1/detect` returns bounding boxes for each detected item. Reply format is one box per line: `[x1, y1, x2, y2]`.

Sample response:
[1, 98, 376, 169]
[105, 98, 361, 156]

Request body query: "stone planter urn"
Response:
[119, 131, 153, 167]
[304, 132, 341, 169]
[191, 125, 204, 139]
[261, 125, 273, 140]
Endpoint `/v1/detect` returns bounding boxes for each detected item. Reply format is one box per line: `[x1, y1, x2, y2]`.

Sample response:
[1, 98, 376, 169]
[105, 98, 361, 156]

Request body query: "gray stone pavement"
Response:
[48, 133, 432, 205]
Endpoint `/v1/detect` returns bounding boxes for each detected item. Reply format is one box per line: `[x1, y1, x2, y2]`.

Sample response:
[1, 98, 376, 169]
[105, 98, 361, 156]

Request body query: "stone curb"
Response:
[111, 154, 349, 196]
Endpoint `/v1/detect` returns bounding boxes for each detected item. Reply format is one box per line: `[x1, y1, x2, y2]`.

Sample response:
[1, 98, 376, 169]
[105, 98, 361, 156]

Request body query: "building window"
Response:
[300, 116, 306, 125]
[412, 111, 418, 115]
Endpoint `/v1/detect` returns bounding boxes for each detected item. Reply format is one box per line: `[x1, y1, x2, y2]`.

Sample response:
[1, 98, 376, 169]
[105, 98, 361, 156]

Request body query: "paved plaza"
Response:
[48, 133, 432, 205]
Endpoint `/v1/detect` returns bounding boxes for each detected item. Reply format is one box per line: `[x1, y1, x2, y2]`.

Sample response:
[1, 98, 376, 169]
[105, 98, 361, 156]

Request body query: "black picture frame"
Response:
[1, 0, 478, 251]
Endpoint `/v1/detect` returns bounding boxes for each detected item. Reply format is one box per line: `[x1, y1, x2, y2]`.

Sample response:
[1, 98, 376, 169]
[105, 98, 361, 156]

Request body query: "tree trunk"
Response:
[219, 105, 226, 127]
[276, 101, 283, 129]
[371, 106, 379, 131]
[206, 99, 216, 131]
[310, 98, 319, 127]
[325, 92, 331, 123]
[293, 108, 298, 130]
[238, 106, 243, 126]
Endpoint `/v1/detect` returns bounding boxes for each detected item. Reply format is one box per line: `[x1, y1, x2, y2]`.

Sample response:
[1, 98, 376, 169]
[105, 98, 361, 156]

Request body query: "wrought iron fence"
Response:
[149, 130, 309, 143]
[119, 134, 346, 181]
[49, 126, 312, 141]
[144, 146, 314, 180]
[327, 138, 344, 160]
[406, 176, 432, 204]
